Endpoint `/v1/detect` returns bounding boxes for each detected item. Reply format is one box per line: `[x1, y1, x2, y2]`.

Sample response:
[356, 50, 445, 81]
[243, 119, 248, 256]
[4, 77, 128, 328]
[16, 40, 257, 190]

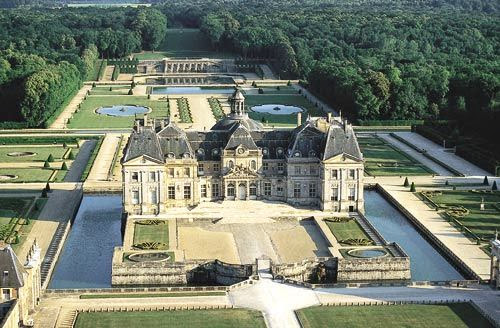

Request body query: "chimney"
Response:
[297, 112, 302, 126]
[327, 112, 332, 123]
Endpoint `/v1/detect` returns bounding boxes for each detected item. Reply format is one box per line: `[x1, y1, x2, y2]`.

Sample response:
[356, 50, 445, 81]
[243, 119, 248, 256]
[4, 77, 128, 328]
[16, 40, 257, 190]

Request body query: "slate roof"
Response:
[0, 244, 25, 288]
[123, 118, 362, 163]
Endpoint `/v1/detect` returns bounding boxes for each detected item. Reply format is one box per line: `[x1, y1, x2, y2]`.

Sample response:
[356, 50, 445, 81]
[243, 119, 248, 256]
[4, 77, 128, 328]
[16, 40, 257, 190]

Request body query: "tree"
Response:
[483, 176, 489, 185]
[403, 177, 409, 187]
[47, 154, 54, 162]
[410, 182, 416, 192]
[61, 162, 68, 170]
[128, 89, 133, 95]
[45, 182, 50, 192]
[492, 181, 498, 191]
[43, 161, 50, 168]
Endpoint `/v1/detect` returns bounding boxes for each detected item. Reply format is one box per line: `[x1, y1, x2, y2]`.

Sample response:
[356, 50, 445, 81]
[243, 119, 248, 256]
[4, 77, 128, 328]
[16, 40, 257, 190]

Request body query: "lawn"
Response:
[246, 93, 323, 126]
[133, 29, 233, 59]
[11, 198, 47, 252]
[424, 190, 500, 241]
[74, 309, 266, 328]
[0, 146, 72, 163]
[324, 219, 372, 245]
[89, 85, 131, 96]
[67, 95, 169, 128]
[0, 197, 40, 246]
[0, 168, 56, 183]
[358, 136, 434, 176]
[80, 291, 226, 299]
[133, 221, 169, 249]
[296, 303, 494, 328]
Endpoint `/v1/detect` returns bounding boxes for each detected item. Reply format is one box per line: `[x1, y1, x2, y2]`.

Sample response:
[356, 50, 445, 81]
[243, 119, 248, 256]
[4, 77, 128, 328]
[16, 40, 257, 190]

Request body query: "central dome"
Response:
[211, 88, 263, 131]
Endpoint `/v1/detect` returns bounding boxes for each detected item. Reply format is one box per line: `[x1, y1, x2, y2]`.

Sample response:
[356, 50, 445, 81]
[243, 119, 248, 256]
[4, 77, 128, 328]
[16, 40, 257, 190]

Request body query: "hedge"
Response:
[0, 136, 98, 145]
[357, 119, 424, 126]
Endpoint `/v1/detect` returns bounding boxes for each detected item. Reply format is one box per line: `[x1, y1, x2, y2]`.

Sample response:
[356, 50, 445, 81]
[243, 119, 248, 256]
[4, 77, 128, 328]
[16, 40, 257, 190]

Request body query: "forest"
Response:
[0, 7, 166, 126]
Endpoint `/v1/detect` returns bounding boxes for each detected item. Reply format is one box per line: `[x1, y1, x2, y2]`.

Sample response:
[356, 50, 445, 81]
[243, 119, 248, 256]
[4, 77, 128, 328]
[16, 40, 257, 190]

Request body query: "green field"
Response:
[133, 221, 169, 249]
[11, 198, 47, 252]
[358, 136, 434, 176]
[324, 219, 372, 245]
[67, 95, 169, 128]
[424, 190, 500, 241]
[246, 93, 324, 126]
[296, 303, 493, 328]
[0, 146, 73, 163]
[74, 309, 266, 328]
[89, 85, 131, 96]
[0, 168, 57, 183]
[133, 29, 233, 59]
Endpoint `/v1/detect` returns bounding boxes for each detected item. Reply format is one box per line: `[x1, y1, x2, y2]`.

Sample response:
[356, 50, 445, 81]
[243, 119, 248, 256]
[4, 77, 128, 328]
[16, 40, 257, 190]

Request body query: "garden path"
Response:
[63, 139, 97, 182]
[85, 133, 121, 182]
[50, 85, 92, 129]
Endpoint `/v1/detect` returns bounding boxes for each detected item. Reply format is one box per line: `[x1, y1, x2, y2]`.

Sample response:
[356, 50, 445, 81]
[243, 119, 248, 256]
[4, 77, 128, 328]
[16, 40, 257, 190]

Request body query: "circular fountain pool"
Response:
[95, 105, 151, 117]
[128, 252, 171, 263]
[251, 104, 304, 115]
[7, 151, 37, 157]
[347, 249, 388, 258]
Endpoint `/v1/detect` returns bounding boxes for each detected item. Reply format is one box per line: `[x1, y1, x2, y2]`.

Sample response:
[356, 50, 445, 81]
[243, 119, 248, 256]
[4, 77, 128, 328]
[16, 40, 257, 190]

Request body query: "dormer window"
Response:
[183, 153, 191, 159]
[309, 150, 316, 157]
[294, 151, 301, 157]
[262, 148, 269, 156]
[276, 147, 284, 157]
[3, 271, 8, 277]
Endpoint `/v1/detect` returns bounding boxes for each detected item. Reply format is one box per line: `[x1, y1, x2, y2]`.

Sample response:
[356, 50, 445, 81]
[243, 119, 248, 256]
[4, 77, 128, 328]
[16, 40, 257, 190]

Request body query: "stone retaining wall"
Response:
[337, 256, 411, 282]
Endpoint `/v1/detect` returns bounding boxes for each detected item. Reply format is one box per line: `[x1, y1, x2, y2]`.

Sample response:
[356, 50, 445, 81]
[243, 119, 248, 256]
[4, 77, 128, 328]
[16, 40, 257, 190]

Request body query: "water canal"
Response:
[363, 190, 464, 281]
[48, 195, 123, 289]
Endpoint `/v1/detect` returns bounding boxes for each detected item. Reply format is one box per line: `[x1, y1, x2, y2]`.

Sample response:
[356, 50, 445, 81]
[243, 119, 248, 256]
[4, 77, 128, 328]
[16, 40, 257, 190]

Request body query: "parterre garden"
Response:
[420, 190, 500, 244]
[324, 217, 373, 246]
[296, 303, 494, 328]
[66, 95, 169, 129]
[358, 136, 435, 176]
[133, 219, 169, 250]
[74, 309, 266, 328]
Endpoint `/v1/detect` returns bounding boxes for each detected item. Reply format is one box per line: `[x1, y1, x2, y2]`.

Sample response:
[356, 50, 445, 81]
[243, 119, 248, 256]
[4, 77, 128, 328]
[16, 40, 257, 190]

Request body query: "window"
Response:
[349, 169, 356, 179]
[212, 183, 219, 197]
[309, 183, 316, 198]
[348, 187, 356, 201]
[249, 184, 257, 196]
[310, 165, 317, 175]
[331, 169, 338, 179]
[149, 172, 156, 182]
[331, 187, 339, 201]
[201, 184, 207, 198]
[131, 190, 139, 204]
[251, 160, 257, 170]
[293, 182, 301, 198]
[198, 163, 204, 175]
[2, 289, 10, 301]
[184, 167, 190, 177]
[227, 183, 235, 197]
[213, 163, 220, 172]
[169, 168, 174, 177]
[263, 162, 268, 171]
[184, 185, 191, 199]
[264, 182, 271, 196]
[276, 186, 284, 195]
[277, 162, 284, 172]
[150, 189, 157, 204]
[131, 172, 139, 182]
[168, 186, 175, 199]
[294, 166, 301, 175]
[228, 160, 234, 169]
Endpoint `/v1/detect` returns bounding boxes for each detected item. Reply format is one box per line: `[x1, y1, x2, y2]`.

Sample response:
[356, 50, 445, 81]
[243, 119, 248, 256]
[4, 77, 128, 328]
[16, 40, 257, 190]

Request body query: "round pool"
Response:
[347, 249, 388, 258]
[95, 105, 151, 117]
[251, 104, 304, 115]
[0, 174, 18, 180]
[7, 151, 37, 157]
[128, 252, 171, 263]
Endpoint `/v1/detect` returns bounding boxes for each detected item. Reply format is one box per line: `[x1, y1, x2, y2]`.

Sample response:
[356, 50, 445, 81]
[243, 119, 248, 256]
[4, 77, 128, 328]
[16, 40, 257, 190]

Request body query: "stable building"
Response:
[121, 90, 364, 215]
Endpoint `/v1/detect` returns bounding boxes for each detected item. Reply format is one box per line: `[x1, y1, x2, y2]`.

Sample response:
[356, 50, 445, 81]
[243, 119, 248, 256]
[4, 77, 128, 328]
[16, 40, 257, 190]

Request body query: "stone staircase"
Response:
[41, 222, 68, 286]
[55, 308, 77, 328]
[353, 214, 385, 246]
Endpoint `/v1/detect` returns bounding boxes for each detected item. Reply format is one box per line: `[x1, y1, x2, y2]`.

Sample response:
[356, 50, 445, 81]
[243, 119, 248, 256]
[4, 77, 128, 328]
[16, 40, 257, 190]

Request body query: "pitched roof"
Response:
[224, 124, 258, 150]
[122, 127, 163, 163]
[0, 244, 25, 288]
[322, 122, 363, 161]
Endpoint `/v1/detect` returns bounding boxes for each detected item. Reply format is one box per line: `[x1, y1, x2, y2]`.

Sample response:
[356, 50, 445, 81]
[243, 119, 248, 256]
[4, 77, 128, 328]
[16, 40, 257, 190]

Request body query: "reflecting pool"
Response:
[363, 190, 464, 281]
[48, 195, 123, 289]
[95, 105, 150, 116]
[251, 104, 304, 115]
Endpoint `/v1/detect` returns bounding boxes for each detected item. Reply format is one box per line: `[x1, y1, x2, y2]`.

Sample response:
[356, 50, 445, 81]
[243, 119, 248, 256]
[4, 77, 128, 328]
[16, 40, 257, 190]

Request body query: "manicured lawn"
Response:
[0, 146, 72, 163]
[11, 198, 47, 252]
[358, 136, 434, 176]
[133, 221, 169, 248]
[80, 291, 226, 299]
[133, 29, 233, 59]
[296, 303, 494, 328]
[67, 95, 169, 128]
[89, 85, 131, 96]
[0, 168, 55, 183]
[425, 190, 500, 241]
[325, 219, 371, 244]
[246, 93, 323, 126]
[74, 309, 266, 328]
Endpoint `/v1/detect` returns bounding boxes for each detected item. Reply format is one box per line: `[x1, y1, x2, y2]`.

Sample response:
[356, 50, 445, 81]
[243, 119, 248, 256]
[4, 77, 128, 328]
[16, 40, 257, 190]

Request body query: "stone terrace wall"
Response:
[271, 257, 338, 283]
[337, 256, 411, 282]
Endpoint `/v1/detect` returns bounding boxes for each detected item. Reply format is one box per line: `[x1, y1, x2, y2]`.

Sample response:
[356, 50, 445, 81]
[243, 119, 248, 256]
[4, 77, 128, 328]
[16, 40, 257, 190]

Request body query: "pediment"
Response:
[123, 154, 163, 165]
[224, 164, 259, 178]
[322, 153, 362, 164]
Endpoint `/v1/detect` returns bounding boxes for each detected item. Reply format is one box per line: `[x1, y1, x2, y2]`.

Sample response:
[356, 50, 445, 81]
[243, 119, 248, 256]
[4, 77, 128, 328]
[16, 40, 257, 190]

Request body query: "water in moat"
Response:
[152, 86, 235, 94]
[48, 195, 123, 289]
[363, 190, 464, 281]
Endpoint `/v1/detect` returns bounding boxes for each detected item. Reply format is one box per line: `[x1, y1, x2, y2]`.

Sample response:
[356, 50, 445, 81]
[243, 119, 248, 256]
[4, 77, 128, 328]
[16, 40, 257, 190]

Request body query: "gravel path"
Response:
[63, 140, 97, 182]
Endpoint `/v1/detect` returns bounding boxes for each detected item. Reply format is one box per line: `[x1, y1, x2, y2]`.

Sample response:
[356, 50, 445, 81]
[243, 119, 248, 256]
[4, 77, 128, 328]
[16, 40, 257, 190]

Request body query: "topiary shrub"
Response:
[410, 182, 416, 192]
[43, 161, 50, 168]
[128, 89, 133, 95]
[47, 154, 54, 162]
[45, 182, 50, 192]
[61, 162, 68, 170]
[492, 181, 498, 191]
[258, 88, 264, 94]
[287, 80, 291, 86]
[403, 177, 409, 187]
[483, 176, 489, 185]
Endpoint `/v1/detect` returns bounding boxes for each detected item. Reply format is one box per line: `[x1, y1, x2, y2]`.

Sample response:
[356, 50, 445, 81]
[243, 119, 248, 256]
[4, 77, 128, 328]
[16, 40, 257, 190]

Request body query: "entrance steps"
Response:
[55, 308, 77, 328]
[41, 222, 68, 286]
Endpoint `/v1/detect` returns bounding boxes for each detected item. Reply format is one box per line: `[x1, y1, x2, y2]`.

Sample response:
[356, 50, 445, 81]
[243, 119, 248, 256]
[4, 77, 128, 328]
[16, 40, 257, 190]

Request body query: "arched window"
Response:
[249, 183, 257, 196]
[227, 183, 235, 197]
[251, 160, 257, 170]
[228, 160, 234, 169]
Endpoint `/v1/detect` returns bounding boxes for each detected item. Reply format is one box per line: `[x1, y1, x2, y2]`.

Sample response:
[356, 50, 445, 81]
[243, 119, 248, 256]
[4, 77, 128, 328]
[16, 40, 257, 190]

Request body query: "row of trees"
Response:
[0, 7, 167, 126]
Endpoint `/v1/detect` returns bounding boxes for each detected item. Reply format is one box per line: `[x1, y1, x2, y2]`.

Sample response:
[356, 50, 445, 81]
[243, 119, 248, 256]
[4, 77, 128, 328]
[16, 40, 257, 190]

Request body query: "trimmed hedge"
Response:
[357, 119, 424, 126]
[0, 136, 97, 145]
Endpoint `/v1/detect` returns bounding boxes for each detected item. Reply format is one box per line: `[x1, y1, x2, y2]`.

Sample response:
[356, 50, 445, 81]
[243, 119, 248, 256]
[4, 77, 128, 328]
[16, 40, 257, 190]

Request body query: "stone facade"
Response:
[121, 90, 364, 214]
[491, 237, 500, 289]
